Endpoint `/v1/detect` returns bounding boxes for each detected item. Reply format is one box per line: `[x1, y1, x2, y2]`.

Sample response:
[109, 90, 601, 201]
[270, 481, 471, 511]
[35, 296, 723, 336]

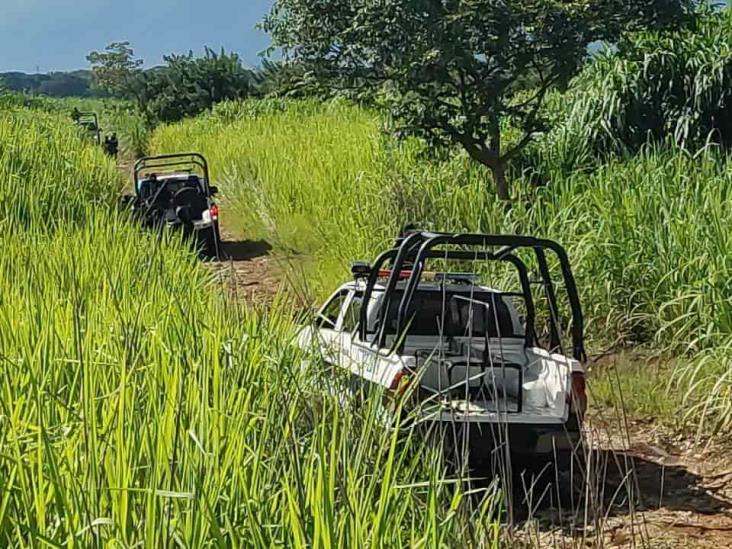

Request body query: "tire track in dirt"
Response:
[208, 226, 284, 304]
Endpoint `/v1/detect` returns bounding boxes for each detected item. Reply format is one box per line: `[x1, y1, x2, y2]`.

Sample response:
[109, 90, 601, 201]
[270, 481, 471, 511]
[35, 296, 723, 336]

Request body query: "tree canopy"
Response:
[87, 44, 259, 124]
[138, 48, 259, 123]
[87, 42, 144, 99]
[264, 0, 691, 200]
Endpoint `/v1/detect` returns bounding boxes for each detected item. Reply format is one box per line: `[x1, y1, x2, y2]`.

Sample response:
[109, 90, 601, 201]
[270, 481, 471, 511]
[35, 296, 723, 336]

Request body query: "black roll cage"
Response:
[76, 112, 101, 144]
[357, 232, 586, 361]
[134, 153, 213, 198]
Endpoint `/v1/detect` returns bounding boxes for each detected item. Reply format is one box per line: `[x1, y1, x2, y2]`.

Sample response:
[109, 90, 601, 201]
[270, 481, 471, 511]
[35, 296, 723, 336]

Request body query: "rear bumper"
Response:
[192, 220, 216, 231]
[437, 415, 583, 459]
[509, 417, 582, 457]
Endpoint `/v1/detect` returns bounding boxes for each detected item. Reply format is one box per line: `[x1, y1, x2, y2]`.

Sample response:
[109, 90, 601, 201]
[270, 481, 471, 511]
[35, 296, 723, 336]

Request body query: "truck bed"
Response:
[343, 334, 576, 425]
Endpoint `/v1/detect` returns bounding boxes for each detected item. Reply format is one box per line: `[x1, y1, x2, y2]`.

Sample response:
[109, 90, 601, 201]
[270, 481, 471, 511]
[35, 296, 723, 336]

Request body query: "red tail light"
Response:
[210, 204, 219, 220]
[378, 269, 413, 280]
[568, 372, 587, 417]
[389, 369, 411, 396]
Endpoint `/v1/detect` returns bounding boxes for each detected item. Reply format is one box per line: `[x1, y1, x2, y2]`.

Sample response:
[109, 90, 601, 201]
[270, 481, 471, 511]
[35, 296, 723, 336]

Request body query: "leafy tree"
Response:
[0, 71, 100, 97]
[137, 48, 258, 123]
[86, 44, 257, 124]
[256, 59, 330, 98]
[87, 42, 143, 98]
[264, 0, 691, 200]
[548, 6, 732, 162]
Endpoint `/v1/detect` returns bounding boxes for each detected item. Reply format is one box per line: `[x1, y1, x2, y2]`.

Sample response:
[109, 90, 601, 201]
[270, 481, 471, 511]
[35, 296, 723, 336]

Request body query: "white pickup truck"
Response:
[299, 232, 587, 471]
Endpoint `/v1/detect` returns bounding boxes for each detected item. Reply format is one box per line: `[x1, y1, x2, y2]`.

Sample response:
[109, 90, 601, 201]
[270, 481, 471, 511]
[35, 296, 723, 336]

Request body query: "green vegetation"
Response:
[590, 355, 681, 423]
[7, 3, 732, 545]
[53, 97, 150, 158]
[86, 42, 144, 99]
[0, 106, 502, 546]
[150, 94, 732, 433]
[533, 7, 732, 172]
[0, 70, 101, 98]
[87, 43, 260, 125]
[264, 0, 689, 200]
[0, 93, 150, 159]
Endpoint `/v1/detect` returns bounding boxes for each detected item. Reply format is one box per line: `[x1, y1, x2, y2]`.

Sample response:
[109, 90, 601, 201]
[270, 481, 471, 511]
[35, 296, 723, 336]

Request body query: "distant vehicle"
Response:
[72, 111, 102, 146]
[300, 231, 587, 477]
[130, 153, 221, 258]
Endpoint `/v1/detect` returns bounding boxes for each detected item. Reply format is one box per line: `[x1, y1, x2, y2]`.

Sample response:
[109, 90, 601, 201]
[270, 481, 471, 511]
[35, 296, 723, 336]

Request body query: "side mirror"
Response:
[209, 186, 219, 196]
[351, 261, 371, 280]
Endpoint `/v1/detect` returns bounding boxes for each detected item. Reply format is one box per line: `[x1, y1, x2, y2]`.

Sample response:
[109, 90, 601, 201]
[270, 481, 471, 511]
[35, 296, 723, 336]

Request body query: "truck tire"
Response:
[202, 223, 221, 259]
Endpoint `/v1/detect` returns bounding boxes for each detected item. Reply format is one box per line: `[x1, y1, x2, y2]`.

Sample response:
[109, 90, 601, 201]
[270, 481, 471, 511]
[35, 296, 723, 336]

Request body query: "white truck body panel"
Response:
[301, 281, 582, 426]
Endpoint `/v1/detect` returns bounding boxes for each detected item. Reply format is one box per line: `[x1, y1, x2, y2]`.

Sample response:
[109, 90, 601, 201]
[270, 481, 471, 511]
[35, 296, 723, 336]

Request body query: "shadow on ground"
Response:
[596, 449, 731, 515]
[220, 240, 272, 261]
[504, 448, 732, 539]
[457, 448, 732, 525]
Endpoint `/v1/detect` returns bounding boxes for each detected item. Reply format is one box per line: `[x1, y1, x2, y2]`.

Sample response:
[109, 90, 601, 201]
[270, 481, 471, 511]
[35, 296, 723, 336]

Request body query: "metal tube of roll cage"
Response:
[535, 247, 563, 354]
[387, 250, 536, 352]
[374, 232, 437, 348]
[390, 233, 585, 361]
[358, 248, 397, 341]
[133, 153, 211, 196]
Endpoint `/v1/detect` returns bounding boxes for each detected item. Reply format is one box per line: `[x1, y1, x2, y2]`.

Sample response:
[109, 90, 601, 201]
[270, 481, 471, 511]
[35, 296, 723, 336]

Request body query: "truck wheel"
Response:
[203, 223, 221, 259]
[554, 448, 587, 508]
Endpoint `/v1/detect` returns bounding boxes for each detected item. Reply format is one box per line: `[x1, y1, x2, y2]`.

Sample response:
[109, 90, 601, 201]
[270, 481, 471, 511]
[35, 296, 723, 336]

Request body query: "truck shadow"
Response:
[219, 239, 272, 261]
[592, 448, 729, 514]
[508, 449, 732, 528]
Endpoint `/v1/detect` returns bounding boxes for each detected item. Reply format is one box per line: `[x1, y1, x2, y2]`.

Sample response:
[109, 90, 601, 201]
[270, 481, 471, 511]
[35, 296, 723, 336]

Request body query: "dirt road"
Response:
[514, 417, 732, 548]
[209, 229, 284, 303]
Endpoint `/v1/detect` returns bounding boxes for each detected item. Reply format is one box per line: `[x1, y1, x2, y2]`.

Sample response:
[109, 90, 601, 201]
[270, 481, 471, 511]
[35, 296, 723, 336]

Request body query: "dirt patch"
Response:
[518, 419, 732, 547]
[209, 238, 284, 304]
[593, 420, 732, 548]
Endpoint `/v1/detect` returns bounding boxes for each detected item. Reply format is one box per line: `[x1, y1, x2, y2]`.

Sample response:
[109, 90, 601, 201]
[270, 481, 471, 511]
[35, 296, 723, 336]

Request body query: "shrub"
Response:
[536, 7, 732, 171]
[139, 48, 258, 124]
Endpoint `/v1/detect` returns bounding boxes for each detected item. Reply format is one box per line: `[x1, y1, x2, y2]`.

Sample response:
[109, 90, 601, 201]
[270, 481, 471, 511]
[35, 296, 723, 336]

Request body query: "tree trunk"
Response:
[455, 135, 511, 202]
[490, 161, 510, 202]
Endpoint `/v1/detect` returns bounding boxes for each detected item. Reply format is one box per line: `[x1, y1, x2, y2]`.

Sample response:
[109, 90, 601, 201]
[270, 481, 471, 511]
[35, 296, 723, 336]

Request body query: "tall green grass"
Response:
[0, 107, 502, 546]
[0, 108, 121, 229]
[52, 97, 151, 158]
[526, 7, 732, 175]
[2, 95, 151, 158]
[150, 99, 496, 297]
[151, 99, 732, 432]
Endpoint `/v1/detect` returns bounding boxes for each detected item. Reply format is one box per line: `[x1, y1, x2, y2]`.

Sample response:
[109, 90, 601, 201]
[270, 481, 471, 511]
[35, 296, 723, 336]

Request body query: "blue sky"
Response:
[0, 0, 274, 73]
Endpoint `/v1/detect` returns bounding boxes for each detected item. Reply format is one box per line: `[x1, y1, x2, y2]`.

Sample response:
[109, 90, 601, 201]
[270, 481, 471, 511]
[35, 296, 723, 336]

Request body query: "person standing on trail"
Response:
[104, 133, 119, 158]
